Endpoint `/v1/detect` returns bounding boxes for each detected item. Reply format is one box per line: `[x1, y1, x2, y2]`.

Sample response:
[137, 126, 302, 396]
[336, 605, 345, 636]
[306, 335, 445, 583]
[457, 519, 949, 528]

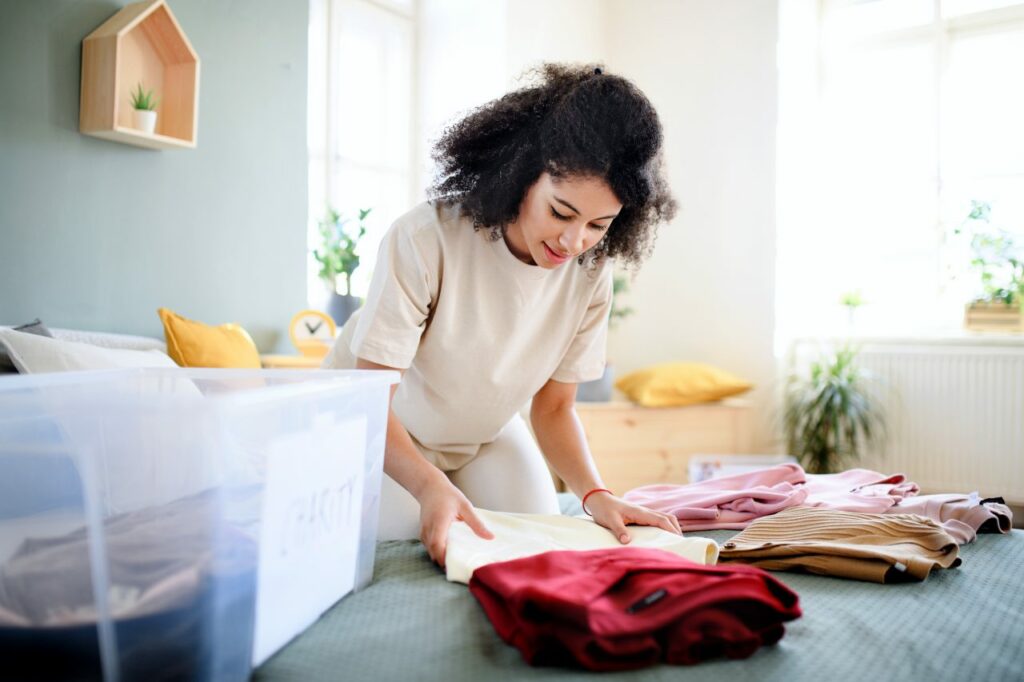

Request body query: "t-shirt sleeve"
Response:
[551, 265, 614, 384]
[349, 216, 439, 368]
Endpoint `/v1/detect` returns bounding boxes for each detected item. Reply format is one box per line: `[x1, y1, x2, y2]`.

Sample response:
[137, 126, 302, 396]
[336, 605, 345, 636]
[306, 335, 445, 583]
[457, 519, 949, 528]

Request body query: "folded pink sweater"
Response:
[801, 469, 920, 513]
[623, 464, 809, 531]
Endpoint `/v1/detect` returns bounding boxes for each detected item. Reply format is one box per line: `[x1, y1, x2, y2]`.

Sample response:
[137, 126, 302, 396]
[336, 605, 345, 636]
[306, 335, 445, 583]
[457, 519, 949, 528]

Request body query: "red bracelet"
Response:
[581, 488, 613, 516]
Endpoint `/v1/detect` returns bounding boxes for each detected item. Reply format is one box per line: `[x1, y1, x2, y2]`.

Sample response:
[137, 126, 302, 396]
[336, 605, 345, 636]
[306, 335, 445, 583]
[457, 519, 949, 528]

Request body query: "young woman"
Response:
[324, 63, 679, 566]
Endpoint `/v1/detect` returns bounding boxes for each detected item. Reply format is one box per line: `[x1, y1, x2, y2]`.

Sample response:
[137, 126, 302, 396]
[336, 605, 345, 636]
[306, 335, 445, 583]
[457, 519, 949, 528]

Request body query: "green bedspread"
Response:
[254, 497, 1024, 682]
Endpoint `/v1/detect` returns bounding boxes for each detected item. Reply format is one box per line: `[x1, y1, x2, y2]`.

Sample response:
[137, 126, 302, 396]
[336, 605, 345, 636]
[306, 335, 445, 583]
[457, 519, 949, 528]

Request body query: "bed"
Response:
[253, 494, 1024, 681]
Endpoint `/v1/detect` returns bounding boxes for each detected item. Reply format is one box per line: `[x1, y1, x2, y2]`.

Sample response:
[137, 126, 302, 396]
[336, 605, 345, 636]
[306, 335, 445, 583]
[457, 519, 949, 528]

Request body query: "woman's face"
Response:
[505, 173, 622, 269]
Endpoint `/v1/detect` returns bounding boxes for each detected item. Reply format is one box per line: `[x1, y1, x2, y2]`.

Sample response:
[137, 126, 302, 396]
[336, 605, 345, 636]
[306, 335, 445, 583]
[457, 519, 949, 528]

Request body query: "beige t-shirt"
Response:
[324, 201, 613, 464]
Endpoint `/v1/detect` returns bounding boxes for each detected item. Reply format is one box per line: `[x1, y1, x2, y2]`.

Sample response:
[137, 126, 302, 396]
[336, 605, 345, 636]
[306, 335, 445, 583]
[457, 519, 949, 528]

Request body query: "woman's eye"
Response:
[589, 223, 609, 232]
[549, 206, 572, 221]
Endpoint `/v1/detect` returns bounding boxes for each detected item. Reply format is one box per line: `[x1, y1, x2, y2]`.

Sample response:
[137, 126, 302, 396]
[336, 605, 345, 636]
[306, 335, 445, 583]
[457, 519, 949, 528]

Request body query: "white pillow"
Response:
[0, 328, 176, 373]
[51, 328, 166, 353]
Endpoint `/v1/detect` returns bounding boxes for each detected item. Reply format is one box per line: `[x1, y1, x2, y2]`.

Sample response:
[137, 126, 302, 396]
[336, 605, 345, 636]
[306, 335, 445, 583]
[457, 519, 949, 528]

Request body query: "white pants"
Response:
[377, 413, 561, 540]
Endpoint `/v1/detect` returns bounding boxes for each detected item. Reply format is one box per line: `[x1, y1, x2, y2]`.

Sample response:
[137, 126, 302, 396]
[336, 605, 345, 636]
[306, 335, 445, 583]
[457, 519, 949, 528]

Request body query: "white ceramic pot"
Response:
[133, 109, 157, 135]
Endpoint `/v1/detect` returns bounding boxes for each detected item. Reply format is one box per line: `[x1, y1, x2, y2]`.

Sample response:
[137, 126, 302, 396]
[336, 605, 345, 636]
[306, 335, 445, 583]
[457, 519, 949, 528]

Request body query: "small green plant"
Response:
[314, 207, 370, 296]
[839, 289, 864, 329]
[783, 345, 886, 474]
[609, 273, 634, 330]
[839, 290, 864, 309]
[130, 82, 159, 111]
[955, 200, 1024, 307]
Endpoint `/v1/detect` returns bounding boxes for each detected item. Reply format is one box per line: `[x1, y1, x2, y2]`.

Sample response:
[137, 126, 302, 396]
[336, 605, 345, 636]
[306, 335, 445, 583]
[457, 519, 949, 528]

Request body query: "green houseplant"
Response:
[130, 82, 159, 134]
[783, 345, 886, 474]
[577, 273, 635, 402]
[609, 273, 635, 330]
[314, 207, 370, 325]
[957, 201, 1024, 332]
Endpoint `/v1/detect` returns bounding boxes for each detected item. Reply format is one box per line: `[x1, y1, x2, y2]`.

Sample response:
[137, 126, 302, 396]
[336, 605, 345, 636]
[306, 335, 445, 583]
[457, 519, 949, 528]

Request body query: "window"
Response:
[776, 0, 1024, 347]
[307, 0, 417, 303]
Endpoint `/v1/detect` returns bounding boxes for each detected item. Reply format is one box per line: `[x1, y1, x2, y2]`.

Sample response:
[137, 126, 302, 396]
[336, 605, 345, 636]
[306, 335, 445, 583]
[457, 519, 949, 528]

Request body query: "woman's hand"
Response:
[416, 476, 493, 567]
[584, 491, 682, 543]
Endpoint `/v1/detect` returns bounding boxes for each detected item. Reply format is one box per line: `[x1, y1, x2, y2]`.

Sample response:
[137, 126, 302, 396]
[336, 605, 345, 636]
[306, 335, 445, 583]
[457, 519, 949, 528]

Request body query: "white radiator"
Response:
[790, 339, 1024, 504]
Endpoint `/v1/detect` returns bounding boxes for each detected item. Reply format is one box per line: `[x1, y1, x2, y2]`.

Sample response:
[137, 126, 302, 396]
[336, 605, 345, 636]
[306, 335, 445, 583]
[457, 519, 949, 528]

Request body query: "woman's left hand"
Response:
[584, 491, 682, 543]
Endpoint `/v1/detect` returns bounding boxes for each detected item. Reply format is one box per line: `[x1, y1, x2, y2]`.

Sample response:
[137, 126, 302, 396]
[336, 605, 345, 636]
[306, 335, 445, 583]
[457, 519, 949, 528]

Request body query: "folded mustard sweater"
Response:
[718, 505, 961, 583]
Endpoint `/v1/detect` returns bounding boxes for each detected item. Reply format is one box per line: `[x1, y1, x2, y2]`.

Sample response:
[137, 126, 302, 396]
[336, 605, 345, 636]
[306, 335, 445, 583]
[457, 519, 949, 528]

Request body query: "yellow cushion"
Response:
[157, 307, 261, 368]
[615, 362, 753, 407]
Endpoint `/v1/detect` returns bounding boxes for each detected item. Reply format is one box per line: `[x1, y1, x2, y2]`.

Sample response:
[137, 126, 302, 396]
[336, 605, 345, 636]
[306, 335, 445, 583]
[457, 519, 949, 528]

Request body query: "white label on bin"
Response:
[252, 414, 368, 666]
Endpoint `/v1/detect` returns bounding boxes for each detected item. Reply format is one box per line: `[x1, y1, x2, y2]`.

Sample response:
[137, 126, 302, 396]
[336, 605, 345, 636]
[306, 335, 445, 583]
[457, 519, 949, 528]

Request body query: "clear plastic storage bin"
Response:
[0, 367, 397, 681]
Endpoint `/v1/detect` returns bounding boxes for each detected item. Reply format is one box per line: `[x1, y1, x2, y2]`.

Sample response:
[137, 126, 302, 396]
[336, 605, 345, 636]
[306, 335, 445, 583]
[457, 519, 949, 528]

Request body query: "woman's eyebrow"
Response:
[553, 195, 619, 221]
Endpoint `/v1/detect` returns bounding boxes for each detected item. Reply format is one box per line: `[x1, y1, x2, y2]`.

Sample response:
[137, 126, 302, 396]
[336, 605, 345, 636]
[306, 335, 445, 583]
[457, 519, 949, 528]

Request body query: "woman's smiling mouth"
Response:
[543, 242, 571, 264]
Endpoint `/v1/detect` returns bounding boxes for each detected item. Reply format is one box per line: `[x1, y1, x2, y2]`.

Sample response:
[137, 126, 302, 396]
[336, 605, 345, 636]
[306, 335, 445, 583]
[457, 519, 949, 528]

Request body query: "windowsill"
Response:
[793, 331, 1024, 347]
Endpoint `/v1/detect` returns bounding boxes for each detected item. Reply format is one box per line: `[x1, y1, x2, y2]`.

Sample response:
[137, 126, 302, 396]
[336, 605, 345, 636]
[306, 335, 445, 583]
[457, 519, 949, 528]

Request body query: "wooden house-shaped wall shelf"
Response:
[80, 0, 199, 150]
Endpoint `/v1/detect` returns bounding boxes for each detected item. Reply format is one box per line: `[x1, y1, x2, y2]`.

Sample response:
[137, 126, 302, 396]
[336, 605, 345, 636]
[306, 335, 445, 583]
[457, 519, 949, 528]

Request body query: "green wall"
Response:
[0, 0, 308, 351]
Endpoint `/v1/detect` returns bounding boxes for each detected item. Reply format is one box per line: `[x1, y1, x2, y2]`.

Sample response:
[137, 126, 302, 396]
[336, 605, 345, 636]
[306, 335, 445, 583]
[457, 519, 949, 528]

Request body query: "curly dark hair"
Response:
[428, 63, 677, 268]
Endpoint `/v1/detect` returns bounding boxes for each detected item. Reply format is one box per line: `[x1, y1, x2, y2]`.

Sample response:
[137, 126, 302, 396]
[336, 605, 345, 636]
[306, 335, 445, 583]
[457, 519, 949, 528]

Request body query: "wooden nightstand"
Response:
[260, 354, 324, 369]
[570, 399, 754, 493]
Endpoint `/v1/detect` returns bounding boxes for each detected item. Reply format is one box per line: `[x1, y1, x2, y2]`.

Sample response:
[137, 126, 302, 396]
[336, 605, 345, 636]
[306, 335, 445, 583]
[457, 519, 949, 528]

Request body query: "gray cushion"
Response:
[0, 319, 53, 373]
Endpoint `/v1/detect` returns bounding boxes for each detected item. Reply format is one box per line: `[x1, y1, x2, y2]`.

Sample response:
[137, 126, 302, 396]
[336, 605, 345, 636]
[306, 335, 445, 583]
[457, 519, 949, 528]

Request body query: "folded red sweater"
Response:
[469, 547, 802, 671]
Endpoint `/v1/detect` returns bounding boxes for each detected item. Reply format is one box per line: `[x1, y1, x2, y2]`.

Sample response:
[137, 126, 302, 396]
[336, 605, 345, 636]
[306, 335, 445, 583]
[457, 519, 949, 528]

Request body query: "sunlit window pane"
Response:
[822, 0, 935, 44]
[821, 42, 937, 180]
[944, 26, 1024, 179]
[330, 0, 413, 172]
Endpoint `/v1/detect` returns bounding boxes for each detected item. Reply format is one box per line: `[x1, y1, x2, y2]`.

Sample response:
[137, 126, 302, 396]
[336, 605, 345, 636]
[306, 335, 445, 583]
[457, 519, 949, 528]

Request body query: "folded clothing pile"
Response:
[624, 463, 1013, 546]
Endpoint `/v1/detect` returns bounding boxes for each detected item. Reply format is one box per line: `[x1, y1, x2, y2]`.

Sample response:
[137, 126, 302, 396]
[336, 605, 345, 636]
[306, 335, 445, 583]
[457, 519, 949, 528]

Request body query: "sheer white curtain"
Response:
[776, 0, 1024, 350]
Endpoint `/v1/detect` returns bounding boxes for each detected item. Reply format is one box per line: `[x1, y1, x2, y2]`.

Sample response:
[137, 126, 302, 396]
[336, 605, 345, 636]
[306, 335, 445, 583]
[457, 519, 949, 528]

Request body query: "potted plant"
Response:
[839, 289, 864, 333]
[783, 344, 886, 474]
[957, 201, 1024, 332]
[130, 82, 159, 134]
[314, 207, 370, 326]
[576, 273, 634, 402]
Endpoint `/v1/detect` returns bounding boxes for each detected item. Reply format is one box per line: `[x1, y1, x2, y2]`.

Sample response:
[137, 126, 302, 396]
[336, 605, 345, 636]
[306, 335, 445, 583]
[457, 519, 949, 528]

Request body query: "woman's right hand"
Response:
[416, 476, 493, 568]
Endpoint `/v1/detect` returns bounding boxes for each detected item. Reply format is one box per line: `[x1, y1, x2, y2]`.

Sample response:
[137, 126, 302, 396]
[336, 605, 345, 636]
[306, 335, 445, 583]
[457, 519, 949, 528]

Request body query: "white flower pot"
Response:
[133, 109, 157, 135]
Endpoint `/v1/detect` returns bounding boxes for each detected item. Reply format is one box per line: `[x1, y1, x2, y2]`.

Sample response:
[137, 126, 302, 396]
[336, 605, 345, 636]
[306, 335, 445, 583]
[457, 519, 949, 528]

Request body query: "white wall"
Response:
[604, 0, 780, 451]
[505, 0, 609, 82]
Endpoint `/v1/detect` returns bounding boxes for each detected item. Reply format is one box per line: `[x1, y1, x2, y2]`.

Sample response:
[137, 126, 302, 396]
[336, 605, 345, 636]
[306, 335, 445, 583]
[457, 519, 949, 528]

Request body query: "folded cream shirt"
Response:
[445, 508, 720, 584]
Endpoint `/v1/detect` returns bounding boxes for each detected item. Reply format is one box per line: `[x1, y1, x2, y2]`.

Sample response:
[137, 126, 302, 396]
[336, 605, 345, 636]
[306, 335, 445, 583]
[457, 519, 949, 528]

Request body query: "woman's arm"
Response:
[530, 378, 682, 541]
[356, 357, 492, 565]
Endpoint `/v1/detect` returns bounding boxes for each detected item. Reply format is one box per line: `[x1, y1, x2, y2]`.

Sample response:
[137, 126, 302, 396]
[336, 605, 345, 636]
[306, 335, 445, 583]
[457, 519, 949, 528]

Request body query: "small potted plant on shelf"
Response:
[130, 82, 159, 134]
[576, 273, 634, 402]
[314, 207, 370, 326]
[957, 201, 1024, 333]
[783, 344, 886, 474]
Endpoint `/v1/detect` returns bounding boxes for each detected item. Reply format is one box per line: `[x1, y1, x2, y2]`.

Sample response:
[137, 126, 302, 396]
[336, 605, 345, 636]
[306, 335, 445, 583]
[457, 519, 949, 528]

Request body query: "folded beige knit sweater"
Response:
[718, 505, 961, 583]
